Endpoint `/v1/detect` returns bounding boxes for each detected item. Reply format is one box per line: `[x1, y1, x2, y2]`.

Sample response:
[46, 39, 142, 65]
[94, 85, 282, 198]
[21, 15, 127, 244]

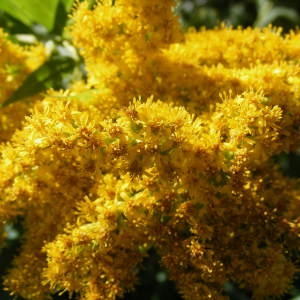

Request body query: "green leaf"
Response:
[1, 56, 76, 107]
[254, 0, 299, 27]
[60, 0, 74, 11]
[0, 0, 60, 31]
[255, 7, 299, 27]
[53, 0, 75, 35]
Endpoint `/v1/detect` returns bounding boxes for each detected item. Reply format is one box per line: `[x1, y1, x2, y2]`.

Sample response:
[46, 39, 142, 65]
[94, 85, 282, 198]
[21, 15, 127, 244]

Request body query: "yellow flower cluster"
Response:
[70, 0, 182, 114]
[0, 29, 46, 142]
[1, 1, 300, 299]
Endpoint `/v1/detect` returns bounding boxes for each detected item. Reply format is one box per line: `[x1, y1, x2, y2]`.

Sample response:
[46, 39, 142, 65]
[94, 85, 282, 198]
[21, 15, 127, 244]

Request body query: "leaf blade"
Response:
[1, 56, 76, 107]
[0, 0, 60, 31]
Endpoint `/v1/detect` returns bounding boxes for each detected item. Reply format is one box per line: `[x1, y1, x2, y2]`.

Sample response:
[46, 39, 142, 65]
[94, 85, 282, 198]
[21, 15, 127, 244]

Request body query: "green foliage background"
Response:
[0, 1, 300, 299]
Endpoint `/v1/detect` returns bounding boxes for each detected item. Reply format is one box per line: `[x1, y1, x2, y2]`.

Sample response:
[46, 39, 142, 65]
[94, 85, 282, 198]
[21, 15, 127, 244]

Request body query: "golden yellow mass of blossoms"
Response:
[1, 0, 300, 299]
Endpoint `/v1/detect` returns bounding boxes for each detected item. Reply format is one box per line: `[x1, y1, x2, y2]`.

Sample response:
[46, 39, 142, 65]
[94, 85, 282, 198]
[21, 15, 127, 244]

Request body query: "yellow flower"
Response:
[1, 1, 300, 299]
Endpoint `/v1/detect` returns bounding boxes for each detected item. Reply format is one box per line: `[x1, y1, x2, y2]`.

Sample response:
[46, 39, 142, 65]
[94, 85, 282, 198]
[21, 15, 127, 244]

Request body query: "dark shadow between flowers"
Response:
[122, 248, 182, 300]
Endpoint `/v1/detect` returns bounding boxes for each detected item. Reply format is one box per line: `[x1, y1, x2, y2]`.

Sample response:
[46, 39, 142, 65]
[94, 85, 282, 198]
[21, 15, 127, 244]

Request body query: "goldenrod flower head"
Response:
[0, 29, 46, 142]
[0, 1, 300, 299]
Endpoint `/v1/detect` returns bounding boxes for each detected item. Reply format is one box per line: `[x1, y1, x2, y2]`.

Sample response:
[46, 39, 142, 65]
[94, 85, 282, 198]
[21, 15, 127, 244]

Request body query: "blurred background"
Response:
[0, 0, 300, 299]
[177, 0, 300, 30]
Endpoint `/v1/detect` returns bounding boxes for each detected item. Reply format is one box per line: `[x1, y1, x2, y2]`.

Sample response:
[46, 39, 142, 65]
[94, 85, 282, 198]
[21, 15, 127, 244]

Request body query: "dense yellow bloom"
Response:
[0, 29, 46, 142]
[1, 0, 300, 299]
[1, 93, 300, 299]
[70, 0, 182, 114]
